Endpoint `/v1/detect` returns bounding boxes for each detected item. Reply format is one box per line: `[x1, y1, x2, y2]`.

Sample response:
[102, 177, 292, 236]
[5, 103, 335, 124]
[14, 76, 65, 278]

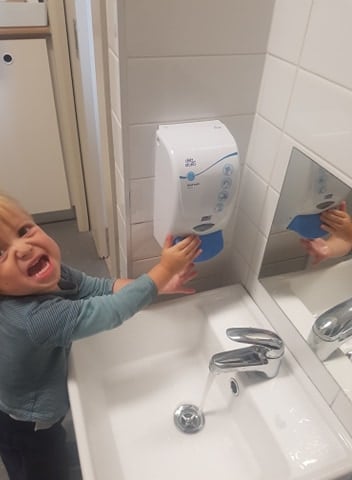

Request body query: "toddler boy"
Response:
[0, 193, 201, 479]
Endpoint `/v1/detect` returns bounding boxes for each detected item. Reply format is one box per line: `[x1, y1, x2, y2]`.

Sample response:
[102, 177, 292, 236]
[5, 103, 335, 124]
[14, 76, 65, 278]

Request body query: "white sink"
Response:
[0, 2, 47, 27]
[68, 284, 352, 480]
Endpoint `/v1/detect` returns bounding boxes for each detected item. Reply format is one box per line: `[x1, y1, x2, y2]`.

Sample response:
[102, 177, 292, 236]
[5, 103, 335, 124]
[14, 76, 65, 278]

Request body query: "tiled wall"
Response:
[240, 0, 352, 436]
[237, 0, 352, 285]
[106, 0, 275, 287]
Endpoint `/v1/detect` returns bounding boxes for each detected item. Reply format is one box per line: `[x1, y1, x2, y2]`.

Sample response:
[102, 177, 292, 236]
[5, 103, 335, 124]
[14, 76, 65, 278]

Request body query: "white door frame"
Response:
[46, 0, 89, 231]
[64, 0, 118, 264]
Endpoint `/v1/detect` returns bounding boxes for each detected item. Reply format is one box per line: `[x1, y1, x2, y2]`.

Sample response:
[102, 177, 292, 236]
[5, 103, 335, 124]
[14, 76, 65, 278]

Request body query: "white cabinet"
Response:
[0, 38, 71, 214]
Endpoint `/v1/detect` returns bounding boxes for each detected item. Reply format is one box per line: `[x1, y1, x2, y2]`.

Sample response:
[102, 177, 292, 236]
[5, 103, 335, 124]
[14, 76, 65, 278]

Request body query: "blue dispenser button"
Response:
[221, 178, 232, 190]
[173, 231, 224, 262]
[215, 203, 224, 212]
[195, 230, 224, 262]
[218, 191, 229, 201]
[187, 171, 196, 181]
[223, 164, 234, 176]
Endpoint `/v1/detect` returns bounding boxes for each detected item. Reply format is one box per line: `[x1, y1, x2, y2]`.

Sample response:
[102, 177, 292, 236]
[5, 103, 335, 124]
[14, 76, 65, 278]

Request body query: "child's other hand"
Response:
[159, 263, 198, 295]
[160, 234, 202, 276]
[300, 238, 330, 264]
[320, 201, 352, 242]
[147, 234, 201, 293]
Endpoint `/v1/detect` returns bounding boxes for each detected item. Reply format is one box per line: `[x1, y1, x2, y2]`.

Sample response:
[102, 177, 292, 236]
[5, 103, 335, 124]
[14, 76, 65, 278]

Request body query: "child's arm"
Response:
[301, 236, 352, 264]
[28, 235, 202, 345]
[113, 235, 201, 295]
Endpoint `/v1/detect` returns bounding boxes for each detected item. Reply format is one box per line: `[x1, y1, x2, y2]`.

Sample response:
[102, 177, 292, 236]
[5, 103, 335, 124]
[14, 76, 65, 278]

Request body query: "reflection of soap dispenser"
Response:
[153, 120, 240, 262]
[274, 149, 351, 238]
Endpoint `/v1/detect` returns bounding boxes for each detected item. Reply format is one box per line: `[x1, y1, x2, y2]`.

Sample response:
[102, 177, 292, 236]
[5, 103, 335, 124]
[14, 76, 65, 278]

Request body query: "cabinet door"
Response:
[0, 38, 71, 214]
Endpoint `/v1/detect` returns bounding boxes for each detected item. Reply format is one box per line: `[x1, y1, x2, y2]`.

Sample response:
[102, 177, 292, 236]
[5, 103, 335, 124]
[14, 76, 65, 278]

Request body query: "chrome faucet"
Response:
[209, 327, 284, 379]
[308, 297, 352, 361]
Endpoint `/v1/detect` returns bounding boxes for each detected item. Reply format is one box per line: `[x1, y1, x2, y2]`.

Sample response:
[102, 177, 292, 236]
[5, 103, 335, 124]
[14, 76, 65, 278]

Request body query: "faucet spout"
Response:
[209, 328, 284, 379]
[308, 297, 352, 360]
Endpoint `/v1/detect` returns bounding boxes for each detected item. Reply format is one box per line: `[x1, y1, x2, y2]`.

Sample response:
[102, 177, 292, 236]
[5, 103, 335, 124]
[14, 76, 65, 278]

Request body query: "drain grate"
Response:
[173, 404, 205, 434]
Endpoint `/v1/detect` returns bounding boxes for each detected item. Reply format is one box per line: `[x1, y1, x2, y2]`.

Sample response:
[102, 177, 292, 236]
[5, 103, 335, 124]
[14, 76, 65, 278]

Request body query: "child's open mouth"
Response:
[27, 255, 51, 278]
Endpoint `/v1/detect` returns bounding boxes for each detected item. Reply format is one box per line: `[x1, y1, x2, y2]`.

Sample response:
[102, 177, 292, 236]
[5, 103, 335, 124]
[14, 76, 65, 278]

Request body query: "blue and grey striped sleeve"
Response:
[27, 275, 157, 346]
[61, 264, 114, 298]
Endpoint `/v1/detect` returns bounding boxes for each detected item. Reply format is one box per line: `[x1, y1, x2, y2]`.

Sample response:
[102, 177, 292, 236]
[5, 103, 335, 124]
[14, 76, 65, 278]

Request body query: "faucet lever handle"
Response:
[226, 327, 284, 359]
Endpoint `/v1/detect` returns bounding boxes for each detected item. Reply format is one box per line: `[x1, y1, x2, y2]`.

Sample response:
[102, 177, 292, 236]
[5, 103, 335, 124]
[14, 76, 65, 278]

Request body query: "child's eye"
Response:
[18, 224, 34, 237]
[0, 248, 7, 258]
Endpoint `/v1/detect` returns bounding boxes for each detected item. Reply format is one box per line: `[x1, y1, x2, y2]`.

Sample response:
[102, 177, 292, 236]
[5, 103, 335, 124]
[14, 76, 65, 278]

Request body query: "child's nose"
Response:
[14, 241, 33, 259]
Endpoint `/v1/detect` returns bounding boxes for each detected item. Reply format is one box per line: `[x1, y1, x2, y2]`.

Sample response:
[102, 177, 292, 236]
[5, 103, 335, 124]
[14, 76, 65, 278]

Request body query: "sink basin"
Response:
[68, 284, 352, 480]
[0, 2, 47, 27]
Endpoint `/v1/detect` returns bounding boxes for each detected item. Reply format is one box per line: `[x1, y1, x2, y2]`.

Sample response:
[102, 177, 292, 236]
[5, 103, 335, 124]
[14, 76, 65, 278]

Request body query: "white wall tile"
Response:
[251, 230, 268, 276]
[228, 248, 250, 286]
[191, 251, 230, 279]
[131, 222, 160, 261]
[301, 0, 352, 89]
[131, 257, 159, 278]
[257, 55, 297, 128]
[285, 70, 352, 177]
[130, 177, 154, 223]
[127, 55, 265, 124]
[262, 230, 303, 264]
[187, 274, 226, 294]
[259, 186, 279, 237]
[233, 209, 258, 265]
[125, 0, 274, 57]
[270, 134, 294, 192]
[267, 0, 312, 63]
[246, 114, 282, 182]
[128, 124, 158, 180]
[238, 166, 268, 226]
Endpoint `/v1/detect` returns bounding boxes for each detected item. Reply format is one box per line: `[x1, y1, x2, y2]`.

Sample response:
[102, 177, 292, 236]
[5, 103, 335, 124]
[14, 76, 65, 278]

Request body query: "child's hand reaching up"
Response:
[148, 234, 202, 292]
[320, 201, 352, 242]
[300, 202, 352, 264]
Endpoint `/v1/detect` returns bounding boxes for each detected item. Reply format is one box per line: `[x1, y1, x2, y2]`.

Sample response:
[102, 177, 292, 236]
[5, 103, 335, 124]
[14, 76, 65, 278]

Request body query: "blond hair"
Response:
[0, 193, 32, 230]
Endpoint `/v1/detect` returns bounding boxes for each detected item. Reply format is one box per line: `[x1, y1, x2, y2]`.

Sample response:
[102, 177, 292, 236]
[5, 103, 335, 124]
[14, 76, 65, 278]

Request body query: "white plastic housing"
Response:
[153, 120, 240, 246]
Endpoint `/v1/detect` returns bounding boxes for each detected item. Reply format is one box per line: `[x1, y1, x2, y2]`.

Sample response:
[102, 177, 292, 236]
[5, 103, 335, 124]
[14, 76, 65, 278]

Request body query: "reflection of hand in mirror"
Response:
[320, 201, 352, 243]
[300, 202, 352, 265]
[300, 238, 330, 265]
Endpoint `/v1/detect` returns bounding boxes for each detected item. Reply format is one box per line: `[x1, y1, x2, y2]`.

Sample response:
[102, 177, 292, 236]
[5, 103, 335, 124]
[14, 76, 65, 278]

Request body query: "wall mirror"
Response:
[259, 147, 352, 401]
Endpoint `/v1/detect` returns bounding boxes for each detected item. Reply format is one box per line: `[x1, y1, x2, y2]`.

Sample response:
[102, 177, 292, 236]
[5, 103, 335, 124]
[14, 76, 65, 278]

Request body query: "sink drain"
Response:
[173, 404, 205, 434]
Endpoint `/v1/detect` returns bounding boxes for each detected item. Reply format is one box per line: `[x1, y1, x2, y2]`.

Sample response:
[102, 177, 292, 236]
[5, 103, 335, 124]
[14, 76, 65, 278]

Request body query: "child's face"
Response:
[0, 209, 61, 296]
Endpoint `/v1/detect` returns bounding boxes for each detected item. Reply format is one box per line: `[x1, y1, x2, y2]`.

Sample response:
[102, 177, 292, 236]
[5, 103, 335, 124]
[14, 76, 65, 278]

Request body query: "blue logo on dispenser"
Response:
[179, 152, 238, 180]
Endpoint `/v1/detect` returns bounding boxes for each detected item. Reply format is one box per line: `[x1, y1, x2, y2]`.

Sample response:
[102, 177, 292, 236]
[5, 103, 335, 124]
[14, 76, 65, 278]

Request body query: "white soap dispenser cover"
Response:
[153, 120, 240, 262]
